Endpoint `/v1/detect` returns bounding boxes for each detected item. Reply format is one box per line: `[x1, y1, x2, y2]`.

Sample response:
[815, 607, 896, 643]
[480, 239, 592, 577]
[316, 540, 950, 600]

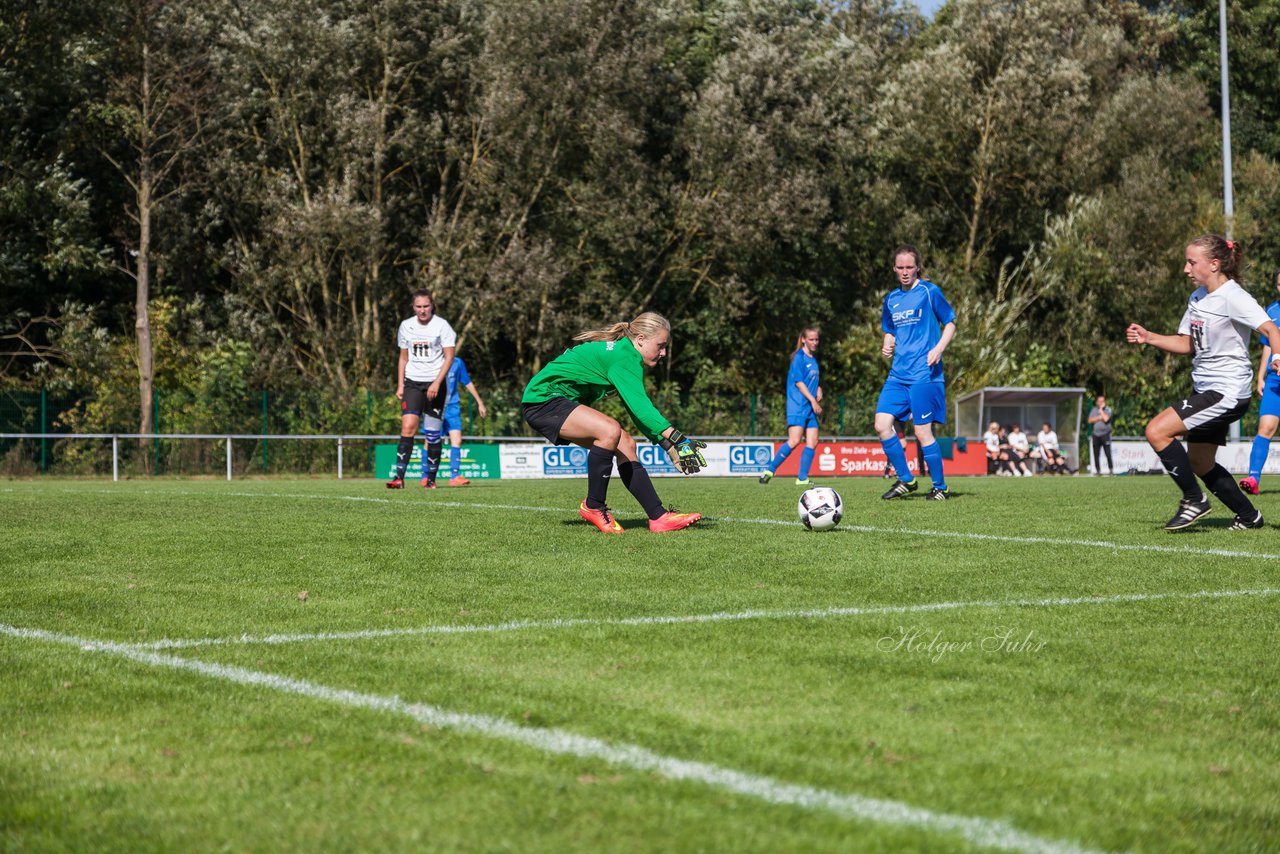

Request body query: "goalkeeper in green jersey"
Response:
[522, 311, 705, 533]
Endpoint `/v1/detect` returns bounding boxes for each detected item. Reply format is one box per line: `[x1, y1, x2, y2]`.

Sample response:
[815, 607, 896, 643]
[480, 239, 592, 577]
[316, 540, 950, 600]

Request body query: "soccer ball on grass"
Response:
[798, 486, 843, 531]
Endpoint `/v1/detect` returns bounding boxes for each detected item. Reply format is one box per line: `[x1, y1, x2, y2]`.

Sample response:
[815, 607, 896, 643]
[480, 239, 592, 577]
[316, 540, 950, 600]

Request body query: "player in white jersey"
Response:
[1126, 235, 1280, 531]
[387, 290, 456, 488]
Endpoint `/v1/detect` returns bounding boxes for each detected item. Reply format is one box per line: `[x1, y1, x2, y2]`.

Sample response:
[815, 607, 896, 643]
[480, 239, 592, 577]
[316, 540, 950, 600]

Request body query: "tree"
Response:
[85, 0, 210, 459]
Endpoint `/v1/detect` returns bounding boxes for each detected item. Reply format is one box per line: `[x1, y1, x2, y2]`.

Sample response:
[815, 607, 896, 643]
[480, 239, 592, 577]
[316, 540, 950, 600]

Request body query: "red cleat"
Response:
[648, 508, 701, 532]
[448, 475, 471, 487]
[386, 477, 405, 489]
[1239, 476, 1260, 495]
[421, 479, 437, 489]
[579, 501, 624, 534]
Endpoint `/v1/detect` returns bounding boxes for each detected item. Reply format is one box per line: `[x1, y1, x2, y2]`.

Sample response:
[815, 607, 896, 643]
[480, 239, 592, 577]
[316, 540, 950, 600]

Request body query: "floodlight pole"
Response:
[1220, 0, 1242, 440]
[1220, 0, 1234, 239]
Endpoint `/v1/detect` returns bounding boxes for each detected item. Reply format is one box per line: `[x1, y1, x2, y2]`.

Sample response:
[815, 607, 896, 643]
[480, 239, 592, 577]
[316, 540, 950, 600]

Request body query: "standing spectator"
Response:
[759, 327, 823, 486]
[388, 290, 455, 489]
[422, 355, 488, 487]
[1036, 422, 1069, 474]
[521, 311, 704, 534]
[1125, 234, 1280, 531]
[1239, 268, 1280, 495]
[876, 245, 957, 500]
[1088, 395, 1114, 475]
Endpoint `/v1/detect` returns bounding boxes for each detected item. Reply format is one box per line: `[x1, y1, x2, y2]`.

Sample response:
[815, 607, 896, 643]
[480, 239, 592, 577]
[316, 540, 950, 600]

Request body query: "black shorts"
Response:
[1175, 389, 1251, 446]
[402, 378, 444, 419]
[522, 397, 581, 444]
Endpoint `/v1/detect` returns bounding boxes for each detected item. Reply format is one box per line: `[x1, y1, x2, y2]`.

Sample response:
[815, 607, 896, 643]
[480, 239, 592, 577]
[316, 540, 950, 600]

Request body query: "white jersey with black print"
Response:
[398, 315, 457, 382]
[1178, 280, 1270, 400]
[982, 430, 1000, 454]
[1036, 430, 1058, 452]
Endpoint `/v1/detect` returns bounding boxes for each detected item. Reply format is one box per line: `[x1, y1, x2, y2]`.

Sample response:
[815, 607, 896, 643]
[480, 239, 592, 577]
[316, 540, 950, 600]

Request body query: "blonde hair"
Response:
[795, 325, 819, 354]
[574, 311, 671, 344]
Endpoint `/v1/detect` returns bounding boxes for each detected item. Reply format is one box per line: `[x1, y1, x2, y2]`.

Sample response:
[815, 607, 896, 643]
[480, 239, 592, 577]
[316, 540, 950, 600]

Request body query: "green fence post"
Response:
[261, 390, 269, 473]
[838, 395, 845, 436]
[367, 389, 374, 474]
[40, 386, 47, 473]
[153, 390, 161, 474]
[749, 393, 756, 436]
[466, 395, 474, 434]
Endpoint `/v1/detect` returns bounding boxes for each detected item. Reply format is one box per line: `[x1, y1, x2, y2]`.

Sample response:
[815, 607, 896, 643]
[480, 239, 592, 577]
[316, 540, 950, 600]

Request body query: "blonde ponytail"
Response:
[574, 311, 671, 344]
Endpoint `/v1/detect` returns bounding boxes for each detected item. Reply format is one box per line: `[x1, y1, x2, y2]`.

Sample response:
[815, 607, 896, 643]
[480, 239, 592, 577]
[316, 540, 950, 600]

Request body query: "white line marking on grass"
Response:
[2, 623, 1107, 854]
[136, 587, 1280, 651]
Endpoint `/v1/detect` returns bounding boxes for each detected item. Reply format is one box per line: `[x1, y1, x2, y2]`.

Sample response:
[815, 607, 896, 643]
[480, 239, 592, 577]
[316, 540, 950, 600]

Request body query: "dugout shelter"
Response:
[954, 387, 1087, 469]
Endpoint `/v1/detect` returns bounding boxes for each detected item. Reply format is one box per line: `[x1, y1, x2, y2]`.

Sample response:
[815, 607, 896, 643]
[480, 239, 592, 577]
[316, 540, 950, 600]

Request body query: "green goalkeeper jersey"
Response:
[522, 338, 672, 443]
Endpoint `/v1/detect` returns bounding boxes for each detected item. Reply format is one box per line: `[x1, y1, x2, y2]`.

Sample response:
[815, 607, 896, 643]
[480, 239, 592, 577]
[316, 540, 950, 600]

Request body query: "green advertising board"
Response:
[374, 443, 501, 480]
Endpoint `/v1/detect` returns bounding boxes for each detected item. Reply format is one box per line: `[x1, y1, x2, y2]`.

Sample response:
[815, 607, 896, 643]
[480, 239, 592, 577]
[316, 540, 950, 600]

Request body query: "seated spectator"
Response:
[1007, 423, 1035, 474]
[1035, 422, 1070, 474]
[983, 421, 1003, 475]
[1002, 424, 1034, 477]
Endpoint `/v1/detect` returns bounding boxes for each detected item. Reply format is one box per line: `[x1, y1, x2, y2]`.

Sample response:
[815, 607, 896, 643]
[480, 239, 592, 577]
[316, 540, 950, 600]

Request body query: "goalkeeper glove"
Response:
[660, 430, 708, 474]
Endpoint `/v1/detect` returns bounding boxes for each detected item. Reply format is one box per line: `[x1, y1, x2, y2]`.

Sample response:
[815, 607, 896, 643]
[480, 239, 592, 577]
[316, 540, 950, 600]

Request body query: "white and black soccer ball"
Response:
[797, 486, 843, 531]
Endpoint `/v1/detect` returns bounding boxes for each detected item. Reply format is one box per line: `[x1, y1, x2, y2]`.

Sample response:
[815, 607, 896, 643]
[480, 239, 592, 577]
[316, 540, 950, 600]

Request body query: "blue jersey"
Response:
[785, 349, 820, 417]
[881, 279, 956, 384]
[1261, 301, 1280, 391]
[444, 358, 471, 413]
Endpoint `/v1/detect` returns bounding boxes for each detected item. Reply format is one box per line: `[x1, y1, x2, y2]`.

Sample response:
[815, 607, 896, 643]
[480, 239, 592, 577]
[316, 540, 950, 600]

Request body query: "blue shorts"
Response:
[442, 407, 463, 433]
[786, 409, 819, 430]
[1261, 383, 1280, 420]
[876, 379, 946, 425]
[426, 407, 463, 435]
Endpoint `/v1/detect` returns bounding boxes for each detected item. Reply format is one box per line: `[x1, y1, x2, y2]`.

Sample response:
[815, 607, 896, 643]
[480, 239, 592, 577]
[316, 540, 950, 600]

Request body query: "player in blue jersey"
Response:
[877, 245, 957, 501]
[758, 327, 823, 485]
[421, 356, 487, 487]
[1239, 268, 1280, 495]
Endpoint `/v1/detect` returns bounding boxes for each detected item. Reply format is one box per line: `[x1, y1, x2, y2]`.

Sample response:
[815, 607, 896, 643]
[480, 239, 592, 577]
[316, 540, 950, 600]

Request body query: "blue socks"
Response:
[1250, 435, 1269, 481]
[767, 443, 796, 473]
[921, 442, 946, 490]
[881, 433, 913, 483]
[450, 446, 462, 479]
[798, 447, 815, 481]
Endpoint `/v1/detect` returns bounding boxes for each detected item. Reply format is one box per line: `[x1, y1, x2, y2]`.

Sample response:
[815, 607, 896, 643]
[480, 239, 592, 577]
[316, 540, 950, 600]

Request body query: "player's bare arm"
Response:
[429, 347, 456, 399]
[396, 349, 409, 399]
[1126, 323, 1193, 355]
[927, 321, 956, 366]
[1258, 322, 1280, 376]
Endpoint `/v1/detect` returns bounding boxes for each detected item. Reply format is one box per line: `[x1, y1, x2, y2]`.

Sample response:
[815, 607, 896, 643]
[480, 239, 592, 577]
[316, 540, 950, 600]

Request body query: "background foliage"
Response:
[4, 0, 1279, 440]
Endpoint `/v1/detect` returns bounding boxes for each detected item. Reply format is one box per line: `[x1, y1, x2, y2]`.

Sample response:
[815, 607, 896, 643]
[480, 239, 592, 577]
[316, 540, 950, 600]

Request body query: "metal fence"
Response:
[0, 386, 896, 476]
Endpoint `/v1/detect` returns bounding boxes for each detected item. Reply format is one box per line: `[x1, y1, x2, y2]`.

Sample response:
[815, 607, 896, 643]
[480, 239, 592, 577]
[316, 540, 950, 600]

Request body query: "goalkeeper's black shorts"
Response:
[522, 396, 581, 445]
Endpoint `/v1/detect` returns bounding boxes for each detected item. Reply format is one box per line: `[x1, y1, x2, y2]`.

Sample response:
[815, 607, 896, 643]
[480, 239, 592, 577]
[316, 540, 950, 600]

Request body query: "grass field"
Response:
[3, 474, 1278, 853]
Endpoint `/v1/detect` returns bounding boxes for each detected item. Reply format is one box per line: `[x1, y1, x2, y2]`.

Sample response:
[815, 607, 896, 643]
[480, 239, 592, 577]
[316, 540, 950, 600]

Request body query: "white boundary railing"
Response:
[0, 432, 892, 481]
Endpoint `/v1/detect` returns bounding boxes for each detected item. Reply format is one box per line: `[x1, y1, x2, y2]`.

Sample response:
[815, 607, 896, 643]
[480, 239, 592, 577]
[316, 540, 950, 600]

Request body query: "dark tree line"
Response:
[4, 0, 1279, 437]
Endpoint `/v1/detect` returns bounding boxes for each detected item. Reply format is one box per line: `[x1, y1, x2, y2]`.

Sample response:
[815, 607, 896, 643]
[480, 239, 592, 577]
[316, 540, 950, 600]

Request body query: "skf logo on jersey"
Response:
[729, 444, 772, 472]
[543, 446, 589, 475]
[892, 308, 923, 326]
[637, 444, 679, 471]
[606, 341, 616, 350]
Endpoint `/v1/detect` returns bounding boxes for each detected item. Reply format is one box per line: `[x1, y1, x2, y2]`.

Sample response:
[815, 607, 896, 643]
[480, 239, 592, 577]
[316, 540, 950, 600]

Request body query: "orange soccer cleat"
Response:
[1239, 476, 1260, 495]
[448, 475, 471, 487]
[579, 501, 624, 534]
[648, 508, 701, 532]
